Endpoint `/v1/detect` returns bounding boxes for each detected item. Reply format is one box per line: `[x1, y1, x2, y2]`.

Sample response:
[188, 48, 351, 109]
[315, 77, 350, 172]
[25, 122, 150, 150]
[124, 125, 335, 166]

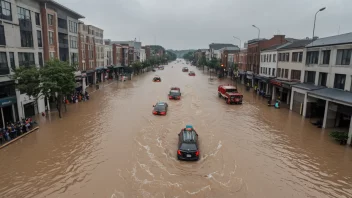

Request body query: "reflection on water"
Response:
[0, 60, 351, 198]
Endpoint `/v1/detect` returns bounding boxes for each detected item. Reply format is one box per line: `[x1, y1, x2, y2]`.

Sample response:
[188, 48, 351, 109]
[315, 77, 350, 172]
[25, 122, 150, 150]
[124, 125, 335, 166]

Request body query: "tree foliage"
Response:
[13, 59, 76, 118]
[183, 51, 194, 61]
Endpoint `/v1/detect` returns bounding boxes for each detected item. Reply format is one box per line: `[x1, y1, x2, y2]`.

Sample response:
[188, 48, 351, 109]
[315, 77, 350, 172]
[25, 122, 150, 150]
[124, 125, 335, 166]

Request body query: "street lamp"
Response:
[312, 7, 326, 41]
[233, 36, 241, 49]
[252, 25, 260, 41]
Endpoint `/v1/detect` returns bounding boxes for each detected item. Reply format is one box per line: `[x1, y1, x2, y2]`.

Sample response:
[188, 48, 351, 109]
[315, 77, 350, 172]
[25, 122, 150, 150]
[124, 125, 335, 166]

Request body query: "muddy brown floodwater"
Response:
[0, 60, 352, 198]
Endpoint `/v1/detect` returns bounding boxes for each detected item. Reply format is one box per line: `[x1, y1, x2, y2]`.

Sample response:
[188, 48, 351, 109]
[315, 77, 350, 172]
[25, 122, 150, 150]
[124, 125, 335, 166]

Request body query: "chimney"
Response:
[273, 35, 286, 44]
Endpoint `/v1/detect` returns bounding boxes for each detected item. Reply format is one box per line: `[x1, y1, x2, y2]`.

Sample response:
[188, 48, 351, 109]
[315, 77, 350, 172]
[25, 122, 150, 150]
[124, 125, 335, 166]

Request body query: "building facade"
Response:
[78, 22, 96, 85]
[289, 33, 352, 144]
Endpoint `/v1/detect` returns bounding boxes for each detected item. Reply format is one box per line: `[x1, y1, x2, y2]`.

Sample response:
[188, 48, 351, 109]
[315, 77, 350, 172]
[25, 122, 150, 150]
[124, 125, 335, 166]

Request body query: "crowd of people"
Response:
[65, 91, 90, 104]
[0, 118, 36, 145]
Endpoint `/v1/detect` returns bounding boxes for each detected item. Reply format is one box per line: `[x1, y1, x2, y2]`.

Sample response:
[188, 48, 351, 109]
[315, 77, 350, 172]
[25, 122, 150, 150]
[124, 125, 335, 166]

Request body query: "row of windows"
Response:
[261, 54, 277, 63]
[0, 51, 43, 74]
[306, 49, 351, 65]
[304, 71, 352, 91]
[69, 21, 78, 33]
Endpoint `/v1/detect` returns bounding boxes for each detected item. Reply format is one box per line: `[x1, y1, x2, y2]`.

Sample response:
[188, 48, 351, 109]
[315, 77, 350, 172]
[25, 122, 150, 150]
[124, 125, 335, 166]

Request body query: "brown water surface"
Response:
[0, 60, 352, 198]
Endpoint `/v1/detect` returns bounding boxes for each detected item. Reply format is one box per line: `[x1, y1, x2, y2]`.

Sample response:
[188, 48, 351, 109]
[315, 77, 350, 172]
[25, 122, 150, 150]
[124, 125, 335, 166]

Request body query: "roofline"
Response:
[306, 42, 352, 48]
[278, 46, 305, 51]
[41, 0, 85, 19]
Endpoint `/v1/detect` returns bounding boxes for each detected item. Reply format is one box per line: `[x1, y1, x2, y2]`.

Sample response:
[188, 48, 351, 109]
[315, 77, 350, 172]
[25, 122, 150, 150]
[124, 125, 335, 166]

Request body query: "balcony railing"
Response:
[58, 27, 68, 34]
[59, 42, 69, 48]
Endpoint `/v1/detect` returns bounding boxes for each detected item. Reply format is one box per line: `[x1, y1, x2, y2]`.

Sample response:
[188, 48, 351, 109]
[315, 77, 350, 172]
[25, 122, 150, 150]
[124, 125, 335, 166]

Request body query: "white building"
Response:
[209, 43, 239, 60]
[140, 48, 146, 62]
[258, 45, 280, 95]
[104, 44, 112, 66]
[0, 0, 46, 125]
[289, 33, 352, 144]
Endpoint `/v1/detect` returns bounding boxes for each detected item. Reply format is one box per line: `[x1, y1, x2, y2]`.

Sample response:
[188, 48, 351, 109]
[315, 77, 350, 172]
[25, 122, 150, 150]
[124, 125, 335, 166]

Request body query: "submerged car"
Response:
[177, 125, 199, 161]
[169, 90, 181, 100]
[182, 67, 189, 72]
[152, 102, 168, 115]
[153, 76, 161, 82]
[189, 71, 195, 76]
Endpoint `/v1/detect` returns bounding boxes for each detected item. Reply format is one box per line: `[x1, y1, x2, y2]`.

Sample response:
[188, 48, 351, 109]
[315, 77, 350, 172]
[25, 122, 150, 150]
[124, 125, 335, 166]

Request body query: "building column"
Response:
[286, 91, 290, 105]
[12, 104, 16, 122]
[1, 107, 5, 127]
[302, 93, 308, 117]
[47, 97, 50, 111]
[266, 83, 269, 95]
[347, 116, 352, 145]
[272, 87, 276, 101]
[290, 90, 294, 110]
[82, 77, 87, 93]
[322, 100, 329, 128]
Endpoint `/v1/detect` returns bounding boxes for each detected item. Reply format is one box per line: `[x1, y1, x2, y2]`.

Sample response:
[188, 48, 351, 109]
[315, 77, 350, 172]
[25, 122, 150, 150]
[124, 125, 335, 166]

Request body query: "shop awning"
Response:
[292, 83, 325, 91]
[113, 65, 123, 69]
[255, 75, 274, 83]
[308, 88, 352, 106]
[270, 79, 299, 89]
[95, 66, 105, 71]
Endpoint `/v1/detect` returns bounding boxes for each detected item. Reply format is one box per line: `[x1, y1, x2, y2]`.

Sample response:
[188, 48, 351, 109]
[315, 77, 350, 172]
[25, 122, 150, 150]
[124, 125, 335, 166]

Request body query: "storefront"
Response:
[85, 70, 95, 86]
[0, 96, 18, 127]
[270, 79, 298, 105]
[246, 71, 253, 87]
[255, 75, 273, 95]
[238, 70, 245, 84]
[95, 66, 107, 83]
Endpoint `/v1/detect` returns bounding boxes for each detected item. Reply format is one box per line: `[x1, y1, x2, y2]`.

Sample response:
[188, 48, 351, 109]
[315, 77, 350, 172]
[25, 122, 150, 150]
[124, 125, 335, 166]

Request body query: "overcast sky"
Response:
[57, 0, 351, 50]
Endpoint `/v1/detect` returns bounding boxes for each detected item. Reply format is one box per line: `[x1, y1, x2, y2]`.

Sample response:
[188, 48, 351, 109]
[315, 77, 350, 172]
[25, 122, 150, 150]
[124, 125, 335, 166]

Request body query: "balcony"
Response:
[59, 41, 69, 48]
[58, 27, 68, 34]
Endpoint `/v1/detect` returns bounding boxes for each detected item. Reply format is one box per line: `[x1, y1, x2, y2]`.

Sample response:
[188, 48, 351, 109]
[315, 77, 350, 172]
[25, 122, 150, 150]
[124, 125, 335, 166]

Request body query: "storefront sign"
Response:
[0, 96, 16, 107]
[270, 79, 282, 87]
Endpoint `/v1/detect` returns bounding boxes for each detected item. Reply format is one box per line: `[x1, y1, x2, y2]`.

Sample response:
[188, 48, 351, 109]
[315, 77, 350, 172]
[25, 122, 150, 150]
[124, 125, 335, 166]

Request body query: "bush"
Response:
[330, 131, 348, 145]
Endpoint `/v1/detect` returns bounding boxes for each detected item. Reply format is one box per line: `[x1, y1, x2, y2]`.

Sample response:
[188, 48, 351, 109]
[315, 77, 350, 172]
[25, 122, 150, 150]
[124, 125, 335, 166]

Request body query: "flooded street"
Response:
[1, 60, 352, 198]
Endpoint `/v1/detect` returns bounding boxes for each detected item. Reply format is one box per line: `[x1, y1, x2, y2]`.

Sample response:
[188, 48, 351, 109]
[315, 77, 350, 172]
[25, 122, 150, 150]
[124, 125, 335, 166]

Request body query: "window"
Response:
[318, 72, 327, 87]
[281, 69, 284, 78]
[49, 52, 55, 59]
[277, 68, 281, 77]
[334, 74, 346, 90]
[9, 52, 14, 70]
[83, 62, 86, 71]
[49, 31, 54, 45]
[284, 69, 289, 78]
[292, 52, 298, 62]
[18, 52, 34, 67]
[58, 18, 67, 29]
[38, 52, 43, 67]
[0, 52, 9, 75]
[37, 30, 42, 47]
[69, 21, 78, 33]
[269, 54, 271, 62]
[272, 68, 275, 76]
[1, 0, 12, 21]
[304, 71, 316, 84]
[70, 52, 78, 64]
[0, 25, 5, 45]
[322, 50, 330, 65]
[336, 49, 351, 65]
[285, 53, 289, 62]
[35, 12, 40, 25]
[298, 52, 303, 62]
[291, 70, 301, 81]
[48, 14, 53, 26]
[306, 51, 319, 64]
[70, 36, 77, 48]
[269, 68, 271, 76]
[20, 30, 33, 47]
[17, 6, 30, 20]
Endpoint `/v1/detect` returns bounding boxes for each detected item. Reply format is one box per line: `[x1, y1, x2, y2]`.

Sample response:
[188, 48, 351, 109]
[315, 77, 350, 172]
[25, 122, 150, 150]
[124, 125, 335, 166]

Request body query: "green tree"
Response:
[14, 59, 76, 118]
[132, 61, 142, 74]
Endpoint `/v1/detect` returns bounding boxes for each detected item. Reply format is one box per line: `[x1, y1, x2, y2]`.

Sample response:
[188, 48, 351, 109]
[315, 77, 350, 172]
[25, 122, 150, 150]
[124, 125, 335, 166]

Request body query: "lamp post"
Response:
[313, 7, 326, 41]
[233, 36, 241, 49]
[252, 25, 260, 41]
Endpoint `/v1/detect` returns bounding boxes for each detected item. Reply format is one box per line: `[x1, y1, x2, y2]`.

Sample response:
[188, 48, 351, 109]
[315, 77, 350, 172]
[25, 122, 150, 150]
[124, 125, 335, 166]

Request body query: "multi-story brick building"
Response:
[246, 35, 291, 86]
[78, 22, 97, 85]
[142, 46, 151, 60]
[39, 0, 83, 64]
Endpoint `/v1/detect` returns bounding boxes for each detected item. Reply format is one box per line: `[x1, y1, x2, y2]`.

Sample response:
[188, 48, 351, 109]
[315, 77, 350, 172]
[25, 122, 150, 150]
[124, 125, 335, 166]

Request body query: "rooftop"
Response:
[209, 43, 238, 50]
[262, 43, 291, 52]
[279, 39, 314, 50]
[308, 88, 352, 105]
[306, 32, 352, 48]
[39, 0, 84, 19]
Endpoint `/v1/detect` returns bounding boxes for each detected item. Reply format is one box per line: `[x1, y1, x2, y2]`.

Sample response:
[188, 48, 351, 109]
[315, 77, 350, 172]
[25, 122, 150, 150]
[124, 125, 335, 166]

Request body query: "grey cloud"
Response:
[57, 0, 352, 50]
